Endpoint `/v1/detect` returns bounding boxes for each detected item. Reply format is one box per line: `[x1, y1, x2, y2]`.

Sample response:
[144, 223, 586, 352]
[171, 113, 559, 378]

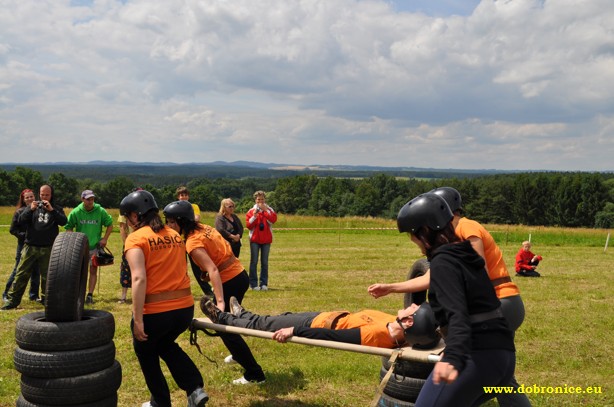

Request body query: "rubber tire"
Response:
[14, 341, 115, 378]
[403, 259, 430, 308]
[45, 232, 90, 323]
[379, 366, 426, 403]
[17, 393, 118, 407]
[20, 360, 122, 405]
[376, 392, 416, 407]
[15, 310, 115, 351]
[381, 355, 434, 380]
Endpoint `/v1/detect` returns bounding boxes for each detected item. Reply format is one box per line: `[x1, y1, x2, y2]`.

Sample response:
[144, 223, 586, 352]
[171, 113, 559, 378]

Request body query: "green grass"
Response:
[0, 208, 612, 406]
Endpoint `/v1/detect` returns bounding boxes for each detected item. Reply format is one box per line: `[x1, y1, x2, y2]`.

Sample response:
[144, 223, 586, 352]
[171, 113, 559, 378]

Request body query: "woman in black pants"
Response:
[164, 200, 266, 385]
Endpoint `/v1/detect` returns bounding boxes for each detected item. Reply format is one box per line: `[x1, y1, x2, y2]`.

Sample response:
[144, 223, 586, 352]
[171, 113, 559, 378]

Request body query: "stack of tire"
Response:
[377, 259, 434, 407]
[12, 232, 122, 407]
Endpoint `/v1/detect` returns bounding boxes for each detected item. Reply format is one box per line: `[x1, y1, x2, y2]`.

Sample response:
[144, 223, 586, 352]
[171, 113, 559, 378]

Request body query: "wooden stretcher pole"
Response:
[191, 318, 442, 363]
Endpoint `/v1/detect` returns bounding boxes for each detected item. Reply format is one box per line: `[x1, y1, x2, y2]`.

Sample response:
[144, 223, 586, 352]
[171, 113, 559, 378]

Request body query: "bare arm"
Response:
[190, 248, 225, 311]
[127, 248, 148, 342]
[467, 236, 488, 272]
[368, 270, 431, 299]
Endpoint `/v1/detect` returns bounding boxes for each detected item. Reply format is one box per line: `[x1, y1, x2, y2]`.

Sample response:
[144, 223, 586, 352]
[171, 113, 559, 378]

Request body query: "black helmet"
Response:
[119, 190, 158, 217]
[404, 302, 440, 349]
[92, 246, 114, 267]
[430, 187, 462, 213]
[163, 200, 195, 222]
[397, 193, 453, 234]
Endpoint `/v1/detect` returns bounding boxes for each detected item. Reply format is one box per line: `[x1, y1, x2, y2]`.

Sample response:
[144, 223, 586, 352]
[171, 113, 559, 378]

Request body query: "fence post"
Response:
[605, 231, 611, 253]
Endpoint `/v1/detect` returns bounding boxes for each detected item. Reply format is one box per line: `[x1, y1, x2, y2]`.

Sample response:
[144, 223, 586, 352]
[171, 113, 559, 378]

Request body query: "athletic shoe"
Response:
[200, 296, 220, 323]
[187, 387, 209, 407]
[224, 355, 237, 365]
[1, 303, 17, 311]
[260, 285, 268, 291]
[229, 296, 244, 317]
[232, 376, 266, 385]
[251, 286, 260, 291]
[85, 293, 94, 304]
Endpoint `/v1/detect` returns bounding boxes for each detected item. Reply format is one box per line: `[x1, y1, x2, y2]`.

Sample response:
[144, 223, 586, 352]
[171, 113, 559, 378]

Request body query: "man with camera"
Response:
[65, 190, 113, 304]
[2, 185, 67, 310]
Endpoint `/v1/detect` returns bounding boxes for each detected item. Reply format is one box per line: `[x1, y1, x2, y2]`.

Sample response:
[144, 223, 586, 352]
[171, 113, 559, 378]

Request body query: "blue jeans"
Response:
[3, 241, 40, 300]
[249, 242, 270, 288]
[415, 349, 516, 407]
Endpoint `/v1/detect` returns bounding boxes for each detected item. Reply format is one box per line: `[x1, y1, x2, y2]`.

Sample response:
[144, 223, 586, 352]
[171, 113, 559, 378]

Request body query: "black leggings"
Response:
[212, 270, 266, 382]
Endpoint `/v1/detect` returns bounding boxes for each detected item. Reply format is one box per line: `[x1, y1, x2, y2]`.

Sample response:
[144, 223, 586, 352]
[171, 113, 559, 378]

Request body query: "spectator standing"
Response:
[120, 190, 208, 407]
[2, 185, 67, 310]
[65, 190, 113, 305]
[3, 189, 41, 302]
[176, 186, 201, 222]
[515, 241, 542, 277]
[215, 198, 244, 258]
[245, 191, 277, 291]
[164, 200, 266, 385]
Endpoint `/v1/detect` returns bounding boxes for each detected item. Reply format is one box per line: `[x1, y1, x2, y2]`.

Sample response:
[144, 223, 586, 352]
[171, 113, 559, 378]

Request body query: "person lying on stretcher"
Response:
[200, 295, 440, 349]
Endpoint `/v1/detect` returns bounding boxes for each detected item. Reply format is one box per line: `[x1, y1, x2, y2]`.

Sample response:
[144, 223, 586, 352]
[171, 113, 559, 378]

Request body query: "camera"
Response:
[37, 201, 45, 209]
[259, 222, 265, 231]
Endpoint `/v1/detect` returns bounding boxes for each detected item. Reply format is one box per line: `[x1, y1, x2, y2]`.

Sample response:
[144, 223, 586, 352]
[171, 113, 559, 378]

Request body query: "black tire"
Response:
[14, 341, 116, 378]
[20, 360, 122, 405]
[376, 392, 416, 407]
[379, 366, 426, 403]
[381, 355, 434, 379]
[15, 310, 115, 351]
[403, 259, 430, 308]
[45, 232, 90, 322]
[17, 393, 118, 407]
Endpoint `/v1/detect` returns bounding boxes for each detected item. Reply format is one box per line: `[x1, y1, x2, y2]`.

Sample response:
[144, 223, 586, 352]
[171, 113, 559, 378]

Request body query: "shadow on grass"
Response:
[244, 368, 327, 406]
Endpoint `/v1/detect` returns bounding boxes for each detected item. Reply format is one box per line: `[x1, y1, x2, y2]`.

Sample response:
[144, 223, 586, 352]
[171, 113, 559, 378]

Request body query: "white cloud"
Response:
[0, 0, 612, 171]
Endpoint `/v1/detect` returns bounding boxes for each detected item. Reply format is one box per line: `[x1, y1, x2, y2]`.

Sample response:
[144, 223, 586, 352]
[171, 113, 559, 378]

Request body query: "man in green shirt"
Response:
[65, 190, 113, 304]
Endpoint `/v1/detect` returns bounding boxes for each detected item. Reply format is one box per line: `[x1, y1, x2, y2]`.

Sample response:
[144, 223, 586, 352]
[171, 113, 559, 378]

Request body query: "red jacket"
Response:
[246, 205, 277, 244]
[515, 249, 538, 272]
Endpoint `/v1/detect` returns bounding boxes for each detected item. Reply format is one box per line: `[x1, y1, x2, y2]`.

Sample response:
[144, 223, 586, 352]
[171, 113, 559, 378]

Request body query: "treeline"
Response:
[1, 167, 613, 228]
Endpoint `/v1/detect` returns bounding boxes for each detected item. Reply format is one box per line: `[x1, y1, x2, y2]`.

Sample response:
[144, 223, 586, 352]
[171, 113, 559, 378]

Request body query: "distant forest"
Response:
[1, 163, 612, 228]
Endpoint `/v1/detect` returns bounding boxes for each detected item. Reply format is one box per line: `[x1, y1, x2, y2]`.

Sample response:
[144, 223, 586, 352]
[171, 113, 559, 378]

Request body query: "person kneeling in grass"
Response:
[201, 296, 440, 349]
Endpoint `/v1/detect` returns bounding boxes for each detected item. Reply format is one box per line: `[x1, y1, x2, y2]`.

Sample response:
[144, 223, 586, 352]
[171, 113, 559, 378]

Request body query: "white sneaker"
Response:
[251, 286, 260, 291]
[260, 285, 268, 291]
[224, 355, 237, 364]
[142, 402, 152, 407]
[232, 376, 265, 385]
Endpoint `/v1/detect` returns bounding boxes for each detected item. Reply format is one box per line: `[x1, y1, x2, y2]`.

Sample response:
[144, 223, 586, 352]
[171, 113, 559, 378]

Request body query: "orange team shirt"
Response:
[311, 310, 397, 348]
[185, 224, 243, 283]
[456, 217, 520, 299]
[124, 225, 194, 315]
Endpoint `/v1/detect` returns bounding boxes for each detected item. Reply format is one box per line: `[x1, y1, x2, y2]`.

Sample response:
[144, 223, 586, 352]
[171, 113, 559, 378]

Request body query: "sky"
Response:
[0, 0, 612, 171]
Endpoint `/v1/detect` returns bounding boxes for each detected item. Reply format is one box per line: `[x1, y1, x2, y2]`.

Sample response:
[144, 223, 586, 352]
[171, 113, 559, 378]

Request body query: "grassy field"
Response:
[0, 208, 612, 406]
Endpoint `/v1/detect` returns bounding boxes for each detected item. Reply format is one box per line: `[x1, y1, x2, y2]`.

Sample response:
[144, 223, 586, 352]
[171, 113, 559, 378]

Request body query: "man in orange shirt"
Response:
[201, 296, 440, 349]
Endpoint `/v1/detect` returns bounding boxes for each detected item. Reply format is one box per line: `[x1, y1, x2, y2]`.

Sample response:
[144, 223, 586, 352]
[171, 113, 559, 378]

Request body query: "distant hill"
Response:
[0, 161, 514, 185]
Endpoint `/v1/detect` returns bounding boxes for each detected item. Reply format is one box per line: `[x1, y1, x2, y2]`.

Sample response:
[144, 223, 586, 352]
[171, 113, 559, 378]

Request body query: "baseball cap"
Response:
[81, 190, 95, 199]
